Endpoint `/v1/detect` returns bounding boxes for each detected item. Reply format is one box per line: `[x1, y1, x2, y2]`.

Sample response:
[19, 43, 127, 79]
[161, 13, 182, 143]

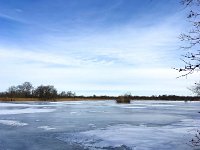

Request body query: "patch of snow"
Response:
[50, 102, 83, 105]
[150, 104, 175, 107]
[37, 126, 56, 131]
[0, 103, 30, 107]
[174, 119, 200, 128]
[0, 120, 28, 126]
[124, 106, 147, 109]
[88, 124, 96, 128]
[0, 108, 55, 115]
[70, 112, 78, 114]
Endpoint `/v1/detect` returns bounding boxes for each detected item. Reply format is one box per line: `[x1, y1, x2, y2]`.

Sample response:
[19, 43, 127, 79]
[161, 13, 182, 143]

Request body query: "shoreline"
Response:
[0, 97, 200, 102]
[0, 97, 113, 102]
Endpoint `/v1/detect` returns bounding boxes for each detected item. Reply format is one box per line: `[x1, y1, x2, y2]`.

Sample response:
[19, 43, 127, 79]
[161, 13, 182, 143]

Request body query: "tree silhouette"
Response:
[17, 82, 34, 97]
[7, 82, 33, 98]
[190, 82, 200, 95]
[33, 85, 57, 100]
[176, 0, 200, 77]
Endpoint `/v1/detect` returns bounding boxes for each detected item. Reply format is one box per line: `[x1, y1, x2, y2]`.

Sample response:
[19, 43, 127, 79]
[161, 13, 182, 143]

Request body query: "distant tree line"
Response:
[0, 82, 76, 100]
[77, 94, 200, 101]
[0, 82, 199, 101]
[132, 95, 199, 101]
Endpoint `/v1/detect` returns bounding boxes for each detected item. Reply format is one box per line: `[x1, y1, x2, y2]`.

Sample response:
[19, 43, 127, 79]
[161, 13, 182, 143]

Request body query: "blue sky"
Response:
[0, 0, 198, 96]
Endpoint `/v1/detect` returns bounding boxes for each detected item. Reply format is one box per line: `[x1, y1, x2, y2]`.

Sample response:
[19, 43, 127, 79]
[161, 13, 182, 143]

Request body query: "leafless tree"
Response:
[176, 0, 200, 77]
[190, 81, 200, 95]
[33, 85, 57, 100]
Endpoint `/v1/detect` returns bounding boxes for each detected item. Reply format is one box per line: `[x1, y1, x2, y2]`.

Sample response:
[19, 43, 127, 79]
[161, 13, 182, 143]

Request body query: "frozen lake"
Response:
[0, 100, 200, 150]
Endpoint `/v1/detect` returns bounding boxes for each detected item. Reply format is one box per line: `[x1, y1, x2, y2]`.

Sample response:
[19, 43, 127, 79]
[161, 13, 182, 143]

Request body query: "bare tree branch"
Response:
[177, 0, 200, 77]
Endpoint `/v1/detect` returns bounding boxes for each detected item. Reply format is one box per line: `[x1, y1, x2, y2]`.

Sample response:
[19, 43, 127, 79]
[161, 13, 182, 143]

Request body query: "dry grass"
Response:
[0, 97, 113, 102]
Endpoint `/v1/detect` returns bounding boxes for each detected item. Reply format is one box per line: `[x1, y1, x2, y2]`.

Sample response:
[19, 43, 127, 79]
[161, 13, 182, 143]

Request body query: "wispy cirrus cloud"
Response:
[32, 14, 183, 68]
[0, 0, 196, 96]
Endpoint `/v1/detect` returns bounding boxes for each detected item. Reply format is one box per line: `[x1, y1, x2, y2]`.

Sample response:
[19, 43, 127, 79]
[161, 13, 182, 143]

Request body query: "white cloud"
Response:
[0, 12, 197, 96]
[36, 13, 183, 69]
[0, 53, 198, 96]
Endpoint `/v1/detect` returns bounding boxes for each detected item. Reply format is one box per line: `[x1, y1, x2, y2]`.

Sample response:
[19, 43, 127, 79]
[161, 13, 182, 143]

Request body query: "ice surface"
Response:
[57, 123, 198, 150]
[0, 100, 200, 150]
